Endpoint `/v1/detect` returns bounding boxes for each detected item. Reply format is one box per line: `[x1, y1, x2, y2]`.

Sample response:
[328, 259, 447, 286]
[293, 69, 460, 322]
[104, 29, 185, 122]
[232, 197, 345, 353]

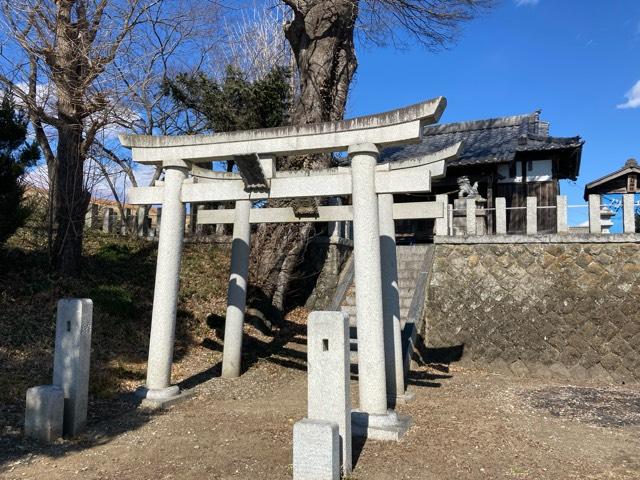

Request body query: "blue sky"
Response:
[347, 0, 640, 227]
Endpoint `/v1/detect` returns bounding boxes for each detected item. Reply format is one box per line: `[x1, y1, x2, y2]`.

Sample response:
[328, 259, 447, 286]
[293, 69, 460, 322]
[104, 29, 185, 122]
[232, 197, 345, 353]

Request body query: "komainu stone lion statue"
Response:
[457, 176, 479, 198]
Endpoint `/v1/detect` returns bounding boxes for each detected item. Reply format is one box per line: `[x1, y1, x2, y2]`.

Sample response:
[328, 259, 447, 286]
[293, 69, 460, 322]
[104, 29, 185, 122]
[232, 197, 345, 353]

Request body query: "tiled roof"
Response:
[583, 158, 640, 199]
[378, 111, 583, 175]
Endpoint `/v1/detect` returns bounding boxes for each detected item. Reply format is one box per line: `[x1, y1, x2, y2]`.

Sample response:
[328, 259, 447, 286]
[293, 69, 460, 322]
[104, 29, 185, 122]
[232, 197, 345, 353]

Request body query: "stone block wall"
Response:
[423, 239, 640, 383]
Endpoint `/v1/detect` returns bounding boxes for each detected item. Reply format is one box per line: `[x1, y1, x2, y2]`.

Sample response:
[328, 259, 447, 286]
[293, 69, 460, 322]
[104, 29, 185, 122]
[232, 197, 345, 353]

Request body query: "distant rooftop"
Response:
[583, 158, 640, 200]
[379, 111, 584, 180]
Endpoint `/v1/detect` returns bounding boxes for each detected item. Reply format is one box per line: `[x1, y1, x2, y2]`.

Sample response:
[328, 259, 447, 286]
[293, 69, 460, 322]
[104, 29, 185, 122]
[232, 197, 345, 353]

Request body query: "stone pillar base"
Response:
[351, 410, 412, 441]
[391, 391, 416, 405]
[136, 385, 193, 409]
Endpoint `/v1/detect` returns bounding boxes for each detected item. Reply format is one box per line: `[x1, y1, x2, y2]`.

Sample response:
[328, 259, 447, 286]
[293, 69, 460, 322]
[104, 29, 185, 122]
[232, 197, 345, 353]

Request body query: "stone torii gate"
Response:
[119, 97, 455, 433]
[194, 169, 456, 403]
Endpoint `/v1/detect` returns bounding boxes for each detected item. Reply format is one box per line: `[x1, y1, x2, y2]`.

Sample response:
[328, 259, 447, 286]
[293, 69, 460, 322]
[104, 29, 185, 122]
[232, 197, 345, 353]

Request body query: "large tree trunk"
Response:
[52, 121, 90, 276]
[50, 1, 91, 276]
[247, 0, 358, 324]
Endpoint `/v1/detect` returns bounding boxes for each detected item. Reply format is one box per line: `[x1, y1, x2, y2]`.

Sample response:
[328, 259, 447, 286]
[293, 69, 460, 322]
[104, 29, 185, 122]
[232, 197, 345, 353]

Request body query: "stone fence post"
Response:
[495, 197, 507, 235]
[526, 197, 537, 235]
[588, 194, 601, 234]
[465, 198, 477, 235]
[556, 196, 568, 233]
[623, 194, 636, 233]
[434, 194, 449, 236]
[85, 204, 99, 230]
[136, 206, 148, 237]
[102, 208, 114, 233]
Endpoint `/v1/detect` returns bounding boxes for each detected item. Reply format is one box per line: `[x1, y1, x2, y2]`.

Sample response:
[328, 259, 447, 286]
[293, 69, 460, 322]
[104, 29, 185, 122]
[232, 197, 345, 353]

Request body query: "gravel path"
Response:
[2, 322, 639, 480]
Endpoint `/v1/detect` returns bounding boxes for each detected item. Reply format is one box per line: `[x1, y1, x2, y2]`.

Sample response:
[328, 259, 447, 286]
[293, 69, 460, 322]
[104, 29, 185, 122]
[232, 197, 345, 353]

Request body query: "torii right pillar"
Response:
[349, 144, 411, 441]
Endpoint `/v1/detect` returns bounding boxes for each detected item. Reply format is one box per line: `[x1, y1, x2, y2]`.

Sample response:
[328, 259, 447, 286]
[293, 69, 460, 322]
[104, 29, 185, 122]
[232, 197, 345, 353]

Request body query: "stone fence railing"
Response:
[446, 194, 639, 236]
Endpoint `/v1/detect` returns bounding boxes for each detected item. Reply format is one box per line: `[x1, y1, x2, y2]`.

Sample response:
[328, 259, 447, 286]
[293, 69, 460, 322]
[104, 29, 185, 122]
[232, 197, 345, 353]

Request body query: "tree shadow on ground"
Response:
[352, 434, 367, 470]
[404, 336, 464, 388]
[0, 235, 212, 470]
[0, 389, 165, 470]
[201, 310, 308, 380]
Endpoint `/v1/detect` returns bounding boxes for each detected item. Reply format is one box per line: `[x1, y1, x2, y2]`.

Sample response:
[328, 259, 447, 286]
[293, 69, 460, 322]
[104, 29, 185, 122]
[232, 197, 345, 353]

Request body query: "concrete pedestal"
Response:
[293, 419, 340, 480]
[24, 385, 64, 443]
[349, 144, 388, 416]
[378, 193, 405, 406]
[222, 199, 252, 378]
[452, 197, 486, 236]
[143, 165, 188, 398]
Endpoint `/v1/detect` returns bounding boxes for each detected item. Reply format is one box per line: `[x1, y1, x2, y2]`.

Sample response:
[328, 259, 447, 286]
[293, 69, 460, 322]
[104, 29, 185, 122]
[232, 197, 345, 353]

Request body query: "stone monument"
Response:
[53, 298, 93, 436]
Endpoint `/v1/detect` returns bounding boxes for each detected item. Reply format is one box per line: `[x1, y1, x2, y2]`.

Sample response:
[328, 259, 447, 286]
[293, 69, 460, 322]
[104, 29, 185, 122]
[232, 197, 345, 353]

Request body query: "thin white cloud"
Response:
[617, 80, 640, 109]
[515, 0, 540, 6]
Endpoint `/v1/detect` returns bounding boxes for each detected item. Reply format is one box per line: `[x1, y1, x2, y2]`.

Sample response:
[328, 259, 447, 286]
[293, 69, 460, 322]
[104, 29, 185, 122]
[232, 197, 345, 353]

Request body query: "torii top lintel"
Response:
[119, 97, 446, 165]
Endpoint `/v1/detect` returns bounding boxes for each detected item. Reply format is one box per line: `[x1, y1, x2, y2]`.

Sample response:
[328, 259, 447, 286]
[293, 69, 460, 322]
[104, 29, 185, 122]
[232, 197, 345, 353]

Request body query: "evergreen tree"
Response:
[0, 91, 40, 245]
[165, 65, 291, 135]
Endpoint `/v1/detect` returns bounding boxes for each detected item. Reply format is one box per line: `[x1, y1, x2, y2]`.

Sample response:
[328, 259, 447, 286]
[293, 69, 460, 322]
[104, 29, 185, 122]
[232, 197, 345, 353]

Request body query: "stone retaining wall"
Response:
[423, 237, 640, 383]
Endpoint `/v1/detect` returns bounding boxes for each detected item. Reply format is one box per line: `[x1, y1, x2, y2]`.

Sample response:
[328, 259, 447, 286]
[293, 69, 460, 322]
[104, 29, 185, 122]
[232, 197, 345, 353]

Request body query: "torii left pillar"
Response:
[141, 162, 188, 400]
[222, 200, 252, 377]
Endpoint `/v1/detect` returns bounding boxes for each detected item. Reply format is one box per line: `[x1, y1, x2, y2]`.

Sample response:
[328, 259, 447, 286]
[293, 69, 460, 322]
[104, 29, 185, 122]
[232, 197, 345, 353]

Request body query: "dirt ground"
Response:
[1, 320, 639, 480]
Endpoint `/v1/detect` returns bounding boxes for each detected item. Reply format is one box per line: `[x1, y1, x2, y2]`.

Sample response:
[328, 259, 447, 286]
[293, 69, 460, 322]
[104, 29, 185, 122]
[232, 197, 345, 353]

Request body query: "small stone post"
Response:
[495, 197, 507, 235]
[53, 299, 93, 436]
[623, 194, 636, 233]
[222, 199, 252, 378]
[588, 194, 601, 234]
[434, 194, 449, 236]
[348, 143, 388, 417]
[466, 198, 477, 235]
[526, 197, 537, 235]
[378, 193, 405, 406]
[556, 196, 568, 233]
[24, 385, 64, 443]
[307, 311, 352, 474]
[143, 164, 188, 399]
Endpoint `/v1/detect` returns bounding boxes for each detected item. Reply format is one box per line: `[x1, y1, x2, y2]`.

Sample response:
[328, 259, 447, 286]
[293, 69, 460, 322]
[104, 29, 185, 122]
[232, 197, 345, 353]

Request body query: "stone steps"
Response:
[340, 245, 429, 364]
